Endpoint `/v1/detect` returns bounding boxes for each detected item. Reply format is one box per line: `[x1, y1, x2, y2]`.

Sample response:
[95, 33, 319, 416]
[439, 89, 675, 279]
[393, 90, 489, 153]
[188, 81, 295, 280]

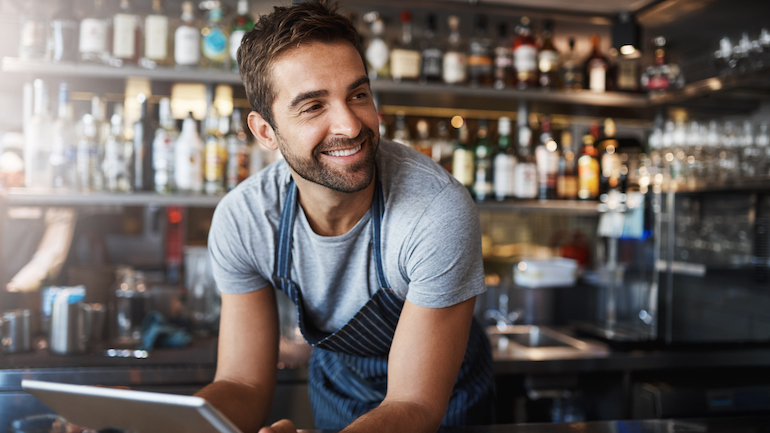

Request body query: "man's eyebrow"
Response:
[348, 76, 370, 92]
[289, 89, 328, 110]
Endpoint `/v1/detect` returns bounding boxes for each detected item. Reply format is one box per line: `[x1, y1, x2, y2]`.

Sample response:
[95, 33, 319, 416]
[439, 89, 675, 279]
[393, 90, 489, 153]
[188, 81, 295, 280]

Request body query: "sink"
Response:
[487, 325, 609, 360]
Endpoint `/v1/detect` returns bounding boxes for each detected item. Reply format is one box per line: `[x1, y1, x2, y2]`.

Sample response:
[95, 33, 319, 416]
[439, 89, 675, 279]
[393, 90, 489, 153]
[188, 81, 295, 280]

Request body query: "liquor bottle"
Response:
[443, 16, 467, 85]
[414, 119, 433, 158]
[201, 4, 229, 69]
[640, 36, 685, 93]
[51, 82, 77, 189]
[473, 120, 494, 201]
[493, 116, 516, 201]
[390, 10, 421, 82]
[392, 113, 412, 148]
[79, 0, 111, 64]
[50, 0, 79, 63]
[467, 15, 494, 87]
[143, 0, 171, 68]
[364, 13, 389, 80]
[577, 128, 600, 200]
[538, 20, 560, 89]
[153, 97, 178, 193]
[226, 108, 251, 191]
[89, 97, 107, 191]
[584, 34, 609, 92]
[513, 17, 538, 89]
[561, 37, 583, 90]
[24, 79, 54, 189]
[204, 108, 225, 195]
[113, 0, 142, 65]
[493, 23, 514, 90]
[103, 104, 130, 192]
[452, 123, 474, 194]
[598, 118, 622, 193]
[556, 130, 578, 199]
[433, 120, 454, 171]
[534, 116, 559, 200]
[77, 114, 97, 191]
[133, 94, 155, 192]
[175, 113, 204, 193]
[513, 124, 537, 199]
[419, 14, 443, 84]
[19, 5, 48, 60]
[229, 0, 254, 72]
[174, 1, 201, 67]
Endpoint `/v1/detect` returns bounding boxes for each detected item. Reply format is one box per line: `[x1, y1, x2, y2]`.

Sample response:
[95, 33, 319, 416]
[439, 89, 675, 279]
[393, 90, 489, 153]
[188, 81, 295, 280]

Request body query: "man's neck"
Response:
[291, 171, 376, 237]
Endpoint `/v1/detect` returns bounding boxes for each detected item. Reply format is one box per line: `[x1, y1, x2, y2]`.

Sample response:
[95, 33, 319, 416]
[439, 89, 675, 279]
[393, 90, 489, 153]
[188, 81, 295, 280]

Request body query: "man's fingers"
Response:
[258, 419, 297, 433]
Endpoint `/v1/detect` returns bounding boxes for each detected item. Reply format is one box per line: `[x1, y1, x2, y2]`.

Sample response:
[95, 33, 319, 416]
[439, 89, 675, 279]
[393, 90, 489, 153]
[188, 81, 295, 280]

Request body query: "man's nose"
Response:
[329, 103, 362, 138]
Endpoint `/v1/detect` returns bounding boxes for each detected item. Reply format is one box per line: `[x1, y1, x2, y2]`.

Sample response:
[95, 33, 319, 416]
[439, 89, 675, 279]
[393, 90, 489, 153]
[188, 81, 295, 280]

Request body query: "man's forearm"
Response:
[195, 379, 274, 433]
[341, 399, 443, 433]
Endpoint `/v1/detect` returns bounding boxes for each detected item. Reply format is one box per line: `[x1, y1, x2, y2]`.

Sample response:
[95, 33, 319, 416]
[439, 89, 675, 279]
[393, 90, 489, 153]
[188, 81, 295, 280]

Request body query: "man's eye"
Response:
[353, 92, 368, 100]
[303, 104, 322, 114]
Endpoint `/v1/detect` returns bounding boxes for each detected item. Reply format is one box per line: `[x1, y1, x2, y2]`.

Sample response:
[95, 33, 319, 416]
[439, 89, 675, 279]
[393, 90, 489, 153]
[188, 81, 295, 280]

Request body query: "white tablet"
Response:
[22, 379, 243, 433]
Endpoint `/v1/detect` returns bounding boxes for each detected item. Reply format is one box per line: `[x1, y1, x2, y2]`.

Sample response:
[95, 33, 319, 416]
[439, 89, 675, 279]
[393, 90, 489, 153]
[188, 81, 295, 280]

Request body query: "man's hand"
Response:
[258, 419, 297, 433]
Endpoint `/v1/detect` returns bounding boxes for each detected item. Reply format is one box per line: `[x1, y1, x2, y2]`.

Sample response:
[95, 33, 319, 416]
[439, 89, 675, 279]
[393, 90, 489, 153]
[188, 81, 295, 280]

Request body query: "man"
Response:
[196, 2, 495, 432]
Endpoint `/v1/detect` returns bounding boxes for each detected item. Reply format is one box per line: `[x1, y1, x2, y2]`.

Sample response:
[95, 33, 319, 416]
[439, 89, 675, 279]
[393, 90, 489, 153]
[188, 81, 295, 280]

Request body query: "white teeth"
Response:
[325, 144, 362, 157]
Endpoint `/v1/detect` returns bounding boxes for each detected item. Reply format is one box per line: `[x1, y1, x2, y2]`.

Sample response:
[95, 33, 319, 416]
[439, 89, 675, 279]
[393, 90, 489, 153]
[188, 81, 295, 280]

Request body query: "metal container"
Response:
[0, 309, 33, 353]
[49, 299, 91, 355]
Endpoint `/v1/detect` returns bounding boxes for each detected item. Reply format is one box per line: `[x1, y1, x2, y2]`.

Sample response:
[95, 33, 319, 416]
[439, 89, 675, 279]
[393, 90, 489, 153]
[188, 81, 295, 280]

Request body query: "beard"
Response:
[275, 125, 379, 193]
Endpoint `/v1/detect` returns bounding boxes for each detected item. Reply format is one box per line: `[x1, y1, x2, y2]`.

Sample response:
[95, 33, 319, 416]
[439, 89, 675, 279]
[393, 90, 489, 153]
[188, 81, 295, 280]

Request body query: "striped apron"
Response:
[272, 177, 495, 430]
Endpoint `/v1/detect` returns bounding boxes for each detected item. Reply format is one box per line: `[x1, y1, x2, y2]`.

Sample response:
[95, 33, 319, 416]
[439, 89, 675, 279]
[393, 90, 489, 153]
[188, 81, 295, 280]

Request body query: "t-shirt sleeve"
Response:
[208, 195, 271, 294]
[402, 183, 486, 308]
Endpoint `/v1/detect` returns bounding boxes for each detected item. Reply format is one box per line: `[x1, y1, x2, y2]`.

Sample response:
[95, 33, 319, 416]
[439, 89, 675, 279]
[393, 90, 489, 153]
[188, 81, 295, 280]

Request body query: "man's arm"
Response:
[195, 287, 280, 433]
[343, 296, 476, 433]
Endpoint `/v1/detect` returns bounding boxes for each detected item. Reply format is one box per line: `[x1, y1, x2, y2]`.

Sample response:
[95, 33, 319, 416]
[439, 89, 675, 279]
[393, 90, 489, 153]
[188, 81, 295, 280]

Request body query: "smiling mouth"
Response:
[322, 143, 363, 157]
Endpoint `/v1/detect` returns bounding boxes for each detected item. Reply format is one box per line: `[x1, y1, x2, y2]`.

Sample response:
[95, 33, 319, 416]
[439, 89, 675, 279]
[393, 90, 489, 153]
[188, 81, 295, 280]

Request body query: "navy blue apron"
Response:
[272, 176, 495, 430]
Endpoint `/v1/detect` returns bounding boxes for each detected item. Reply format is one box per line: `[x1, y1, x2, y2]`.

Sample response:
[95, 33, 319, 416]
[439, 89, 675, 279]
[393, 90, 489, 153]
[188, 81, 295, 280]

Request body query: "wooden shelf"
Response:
[2, 189, 223, 208]
[476, 199, 600, 215]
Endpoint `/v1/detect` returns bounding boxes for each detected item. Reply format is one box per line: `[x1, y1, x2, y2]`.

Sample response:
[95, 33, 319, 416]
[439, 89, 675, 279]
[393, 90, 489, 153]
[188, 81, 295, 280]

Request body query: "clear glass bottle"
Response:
[112, 0, 142, 65]
[175, 112, 204, 193]
[561, 37, 583, 90]
[740, 120, 757, 179]
[433, 120, 454, 171]
[229, 0, 254, 72]
[390, 10, 421, 82]
[584, 34, 609, 92]
[392, 113, 412, 148]
[226, 108, 251, 191]
[203, 108, 225, 195]
[79, 0, 111, 64]
[419, 14, 443, 84]
[153, 97, 178, 193]
[142, 0, 171, 68]
[90, 96, 107, 191]
[556, 130, 578, 199]
[513, 17, 538, 89]
[467, 15, 494, 87]
[641, 36, 684, 93]
[201, 4, 230, 69]
[51, 82, 77, 189]
[535, 115, 559, 200]
[443, 16, 467, 85]
[364, 12, 389, 80]
[414, 119, 433, 157]
[473, 120, 494, 201]
[538, 20, 560, 89]
[76, 114, 97, 191]
[756, 121, 770, 177]
[174, 1, 201, 67]
[50, 0, 79, 63]
[24, 79, 54, 189]
[452, 123, 474, 195]
[103, 104, 130, 192]
[493, 23, 514, 90]
[18, 6, 48, 60]
[493, 116, 516, 201]
[513, 123, 537, 199]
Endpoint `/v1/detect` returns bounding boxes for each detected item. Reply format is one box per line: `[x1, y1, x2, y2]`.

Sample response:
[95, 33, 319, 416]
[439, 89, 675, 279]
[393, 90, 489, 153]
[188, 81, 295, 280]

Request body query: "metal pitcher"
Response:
[0, 309, 32, 353]
[49, 298, 91, 355]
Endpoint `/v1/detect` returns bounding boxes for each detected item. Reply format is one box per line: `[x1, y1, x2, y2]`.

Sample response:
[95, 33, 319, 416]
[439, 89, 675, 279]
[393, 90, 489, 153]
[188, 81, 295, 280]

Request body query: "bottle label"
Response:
[390, 49, 421, 79]
[175, 25, 201, 65]
[513, 163, 537, 198]
[366, 39, 389, 72]
[421, 47, 443, 78]
[79, 18, 108, 54]
[230, 29, 246, 66]
[443, 52, 467, 83]
[617, 60, 638, 90]
[113, 14, 138, 59]
[493, 153, 516, 199]
[588, 60, 607, 92]
[202, 28, 229, 62]
[578, 155, 600, 199]
[538, 50, 559, 73]
[452, 148, 475, 186]
[514, 44, 537, 73]
[144, 15, 169, 60]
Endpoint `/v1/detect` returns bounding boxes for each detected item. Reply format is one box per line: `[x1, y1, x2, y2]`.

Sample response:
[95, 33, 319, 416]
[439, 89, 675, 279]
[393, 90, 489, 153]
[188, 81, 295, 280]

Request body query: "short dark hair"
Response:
[237, 0, 366, 129]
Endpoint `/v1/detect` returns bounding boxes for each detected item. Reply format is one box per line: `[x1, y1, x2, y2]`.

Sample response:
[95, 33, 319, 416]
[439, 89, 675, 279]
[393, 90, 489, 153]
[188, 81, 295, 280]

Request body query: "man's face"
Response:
[268, 40, 380, 193]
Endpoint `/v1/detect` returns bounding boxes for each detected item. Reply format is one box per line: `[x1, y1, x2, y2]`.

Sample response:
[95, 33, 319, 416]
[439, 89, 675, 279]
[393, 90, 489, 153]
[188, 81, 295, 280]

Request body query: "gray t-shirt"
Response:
[208, 139, 485, 333]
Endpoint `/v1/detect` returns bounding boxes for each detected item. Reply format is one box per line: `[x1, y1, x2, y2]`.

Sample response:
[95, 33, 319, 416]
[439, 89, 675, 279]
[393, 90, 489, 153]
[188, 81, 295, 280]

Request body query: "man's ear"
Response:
[248, 111, 278, 151]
